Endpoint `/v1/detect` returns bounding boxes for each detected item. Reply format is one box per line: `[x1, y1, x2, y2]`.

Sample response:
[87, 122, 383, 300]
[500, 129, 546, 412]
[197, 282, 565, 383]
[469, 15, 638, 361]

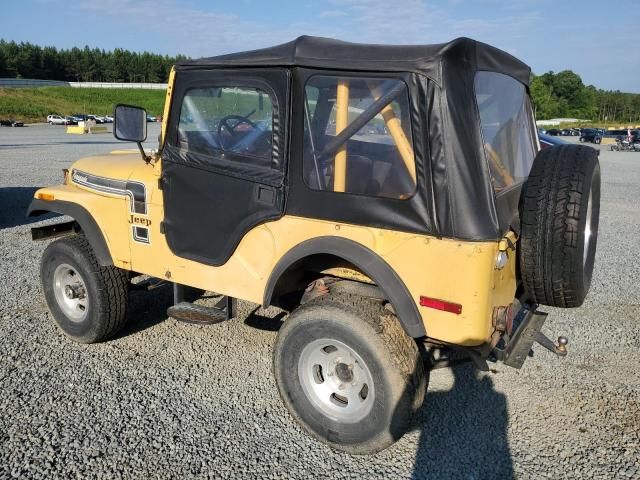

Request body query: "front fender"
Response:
[27, 198, 113, 266]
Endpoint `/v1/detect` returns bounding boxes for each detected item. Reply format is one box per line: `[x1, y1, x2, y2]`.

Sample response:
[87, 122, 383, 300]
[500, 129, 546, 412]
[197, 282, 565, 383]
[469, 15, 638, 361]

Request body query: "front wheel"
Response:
[41, 235, 129, 343]
[273, 294, 426, 454]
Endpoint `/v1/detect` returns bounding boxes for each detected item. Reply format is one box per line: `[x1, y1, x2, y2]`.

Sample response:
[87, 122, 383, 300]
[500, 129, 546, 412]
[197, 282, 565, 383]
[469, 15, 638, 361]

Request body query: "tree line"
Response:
[2, 39, 639, 123]
[0, 39, 187, 83]
[531, 70, 640, 123]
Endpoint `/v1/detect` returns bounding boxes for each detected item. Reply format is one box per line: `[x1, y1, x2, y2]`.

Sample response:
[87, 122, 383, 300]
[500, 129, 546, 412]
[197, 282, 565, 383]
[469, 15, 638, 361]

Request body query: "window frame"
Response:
[166, 70, 287, 174]
[301, 73, 418, 200]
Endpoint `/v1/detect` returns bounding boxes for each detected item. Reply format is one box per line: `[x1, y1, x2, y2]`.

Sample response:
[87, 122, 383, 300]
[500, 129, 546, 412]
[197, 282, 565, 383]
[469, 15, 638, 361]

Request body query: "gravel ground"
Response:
[0, 125, 638, 479]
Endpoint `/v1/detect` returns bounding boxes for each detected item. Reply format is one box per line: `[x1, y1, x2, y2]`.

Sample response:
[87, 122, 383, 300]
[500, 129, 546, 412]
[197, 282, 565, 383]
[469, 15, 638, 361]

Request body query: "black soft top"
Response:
[177, 35, 530, 86]
[170, 36, 535, 242]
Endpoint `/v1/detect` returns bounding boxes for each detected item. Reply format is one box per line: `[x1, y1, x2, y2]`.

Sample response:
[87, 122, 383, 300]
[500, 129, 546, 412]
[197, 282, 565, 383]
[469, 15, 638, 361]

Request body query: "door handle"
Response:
[256, 185, 276, 206]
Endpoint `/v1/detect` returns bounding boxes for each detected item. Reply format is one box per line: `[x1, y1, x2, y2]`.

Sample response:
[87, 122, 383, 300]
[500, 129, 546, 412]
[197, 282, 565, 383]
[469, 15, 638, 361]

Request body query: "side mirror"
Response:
[113, 104, 150, 162]
[114, 104, 147, 142]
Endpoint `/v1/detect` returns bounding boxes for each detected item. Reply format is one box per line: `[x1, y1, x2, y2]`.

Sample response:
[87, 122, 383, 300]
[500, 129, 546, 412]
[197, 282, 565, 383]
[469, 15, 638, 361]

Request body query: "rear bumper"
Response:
[424, 303, 569, 371]
[492, 306, 548, 369]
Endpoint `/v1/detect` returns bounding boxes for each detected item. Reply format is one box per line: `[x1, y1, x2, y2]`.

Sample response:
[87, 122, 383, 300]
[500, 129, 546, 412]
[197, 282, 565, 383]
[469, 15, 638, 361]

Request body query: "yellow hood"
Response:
[70, 150, 142, 181]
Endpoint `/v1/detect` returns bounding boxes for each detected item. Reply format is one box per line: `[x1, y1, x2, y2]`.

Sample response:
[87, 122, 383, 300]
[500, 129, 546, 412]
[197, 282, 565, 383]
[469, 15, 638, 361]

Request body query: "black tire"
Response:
[328, 279, 386, 301]
[519, 144, 600, 308]
[273, 293, 426, 454]
[594, 137, 601, 144]
[41, 235, 129, 343]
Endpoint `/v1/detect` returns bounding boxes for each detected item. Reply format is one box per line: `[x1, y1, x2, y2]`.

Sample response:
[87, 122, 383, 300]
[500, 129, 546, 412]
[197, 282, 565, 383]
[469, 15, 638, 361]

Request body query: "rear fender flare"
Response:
[263, 236, 425, 338]
[27, 198, 113, 266]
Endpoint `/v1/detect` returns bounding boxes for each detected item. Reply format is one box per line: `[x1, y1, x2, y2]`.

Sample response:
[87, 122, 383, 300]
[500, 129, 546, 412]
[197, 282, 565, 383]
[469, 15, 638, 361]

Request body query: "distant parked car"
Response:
[2, 119, 24, 127]
[146, 115, 157, 122]
[104, 115, 114, 123]
[65, 116, 78, 125]
[539, 132, 566, 149]
[569, 128, 581, 136]
[47, 114, 69, 125]
[72, 114, 89, 122]
[580, 128, 602, 144]
[87, 115, 105, 124]
[546, 128, 561, 136]
[1, 119, 23, 127]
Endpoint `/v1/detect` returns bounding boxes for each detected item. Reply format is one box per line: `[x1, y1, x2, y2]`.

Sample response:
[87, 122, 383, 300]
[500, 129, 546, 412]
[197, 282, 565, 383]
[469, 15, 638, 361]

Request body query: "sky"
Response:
[2, 0, 638, 92]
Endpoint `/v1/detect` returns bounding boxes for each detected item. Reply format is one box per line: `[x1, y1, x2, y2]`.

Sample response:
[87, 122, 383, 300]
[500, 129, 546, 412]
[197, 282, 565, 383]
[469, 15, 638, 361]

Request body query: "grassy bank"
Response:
[0, 87, 166, 122]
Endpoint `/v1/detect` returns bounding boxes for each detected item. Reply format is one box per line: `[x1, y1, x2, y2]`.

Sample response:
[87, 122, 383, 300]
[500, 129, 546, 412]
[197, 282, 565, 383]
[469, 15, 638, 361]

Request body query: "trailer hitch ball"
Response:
[533, 331, 569, 358]
[556, 336, 569, 356]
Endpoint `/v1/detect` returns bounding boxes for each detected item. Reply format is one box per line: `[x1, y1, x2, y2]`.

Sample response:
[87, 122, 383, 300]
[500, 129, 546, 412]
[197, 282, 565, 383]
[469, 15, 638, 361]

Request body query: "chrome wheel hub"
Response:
[298, 338, 375, 423]
[53, 264, 88, 322]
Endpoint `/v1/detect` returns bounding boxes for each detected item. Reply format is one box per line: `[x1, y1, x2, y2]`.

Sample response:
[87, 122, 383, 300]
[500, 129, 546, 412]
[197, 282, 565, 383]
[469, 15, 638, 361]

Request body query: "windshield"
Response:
[474, 71, 537, 193]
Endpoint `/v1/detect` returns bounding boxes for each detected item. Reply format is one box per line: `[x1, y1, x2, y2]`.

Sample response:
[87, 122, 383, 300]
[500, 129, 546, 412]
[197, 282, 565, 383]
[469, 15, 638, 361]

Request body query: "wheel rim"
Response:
[584, 189, 594, 266]
[52, 263, 89, 322]
[298, 338, 375, 424]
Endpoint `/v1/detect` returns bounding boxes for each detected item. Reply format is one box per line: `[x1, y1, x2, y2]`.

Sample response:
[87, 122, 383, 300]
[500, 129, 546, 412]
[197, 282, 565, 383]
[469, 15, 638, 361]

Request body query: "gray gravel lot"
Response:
[1, 125, 639, 479]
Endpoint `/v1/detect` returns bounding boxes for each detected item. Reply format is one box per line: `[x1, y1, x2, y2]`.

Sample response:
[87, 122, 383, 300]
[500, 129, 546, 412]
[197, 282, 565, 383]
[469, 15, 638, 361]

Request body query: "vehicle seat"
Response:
[307, 154, 380, 195]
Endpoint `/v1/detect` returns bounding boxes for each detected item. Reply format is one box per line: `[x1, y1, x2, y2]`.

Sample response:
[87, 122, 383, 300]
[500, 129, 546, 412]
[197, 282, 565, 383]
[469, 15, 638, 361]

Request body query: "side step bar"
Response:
[167, 283, 235, 325]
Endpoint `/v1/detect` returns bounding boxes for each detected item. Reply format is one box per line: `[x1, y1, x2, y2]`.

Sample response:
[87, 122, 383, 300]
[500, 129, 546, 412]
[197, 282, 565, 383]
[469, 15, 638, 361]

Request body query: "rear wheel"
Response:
[41, 235, 129, 343]
[273, 294, 426, 454]
[519, 144, 600, 308]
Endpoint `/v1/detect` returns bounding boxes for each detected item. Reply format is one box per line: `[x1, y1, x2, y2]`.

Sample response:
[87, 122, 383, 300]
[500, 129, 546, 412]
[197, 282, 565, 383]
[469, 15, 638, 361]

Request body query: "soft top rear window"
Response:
[474, 71, 536, 193]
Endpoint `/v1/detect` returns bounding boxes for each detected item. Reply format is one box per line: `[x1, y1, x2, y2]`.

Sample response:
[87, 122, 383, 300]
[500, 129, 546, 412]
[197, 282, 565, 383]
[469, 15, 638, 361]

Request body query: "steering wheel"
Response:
[217, 114, 257, 150]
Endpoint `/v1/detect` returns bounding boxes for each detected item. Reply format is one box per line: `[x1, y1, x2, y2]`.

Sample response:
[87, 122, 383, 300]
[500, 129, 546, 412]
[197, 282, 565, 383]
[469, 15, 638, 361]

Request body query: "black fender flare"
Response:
[27, 198, 113, 266]
[263, 236, 426, 338]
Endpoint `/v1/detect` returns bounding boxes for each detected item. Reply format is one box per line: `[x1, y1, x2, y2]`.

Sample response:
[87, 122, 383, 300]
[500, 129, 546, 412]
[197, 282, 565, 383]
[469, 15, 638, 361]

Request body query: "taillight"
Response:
[419, 296, 462, 315]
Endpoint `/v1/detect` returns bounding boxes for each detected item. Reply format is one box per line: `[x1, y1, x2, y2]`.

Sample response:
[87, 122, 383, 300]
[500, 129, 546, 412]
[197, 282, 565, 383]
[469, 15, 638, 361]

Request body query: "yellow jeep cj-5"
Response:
[28, 36, 600, 454]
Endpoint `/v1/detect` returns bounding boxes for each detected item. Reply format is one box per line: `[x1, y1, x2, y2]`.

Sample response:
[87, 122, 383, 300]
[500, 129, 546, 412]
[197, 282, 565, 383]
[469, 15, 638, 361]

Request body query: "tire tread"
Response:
[42, 235, 128, 342]
[519, 144, 599, 308]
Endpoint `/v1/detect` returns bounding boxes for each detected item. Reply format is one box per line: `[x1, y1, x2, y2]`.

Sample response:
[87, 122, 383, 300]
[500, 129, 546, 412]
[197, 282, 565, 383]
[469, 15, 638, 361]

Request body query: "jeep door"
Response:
[160, 68, 290, 266]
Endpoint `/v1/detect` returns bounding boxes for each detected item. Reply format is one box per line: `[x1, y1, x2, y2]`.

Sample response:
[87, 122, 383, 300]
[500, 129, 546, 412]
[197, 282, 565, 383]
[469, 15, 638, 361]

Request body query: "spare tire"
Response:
[519, 144, 600, 308]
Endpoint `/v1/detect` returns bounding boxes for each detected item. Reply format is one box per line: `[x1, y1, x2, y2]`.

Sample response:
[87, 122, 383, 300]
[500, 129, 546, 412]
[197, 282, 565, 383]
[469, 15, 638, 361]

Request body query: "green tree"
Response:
[530, 75, 556, 119]
[0, 38, 186, 84]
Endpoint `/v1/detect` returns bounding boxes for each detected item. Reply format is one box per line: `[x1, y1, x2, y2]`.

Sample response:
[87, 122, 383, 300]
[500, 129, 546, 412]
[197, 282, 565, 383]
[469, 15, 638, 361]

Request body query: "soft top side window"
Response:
[177, 86, 275, 168]
[303, 75, 416, 199]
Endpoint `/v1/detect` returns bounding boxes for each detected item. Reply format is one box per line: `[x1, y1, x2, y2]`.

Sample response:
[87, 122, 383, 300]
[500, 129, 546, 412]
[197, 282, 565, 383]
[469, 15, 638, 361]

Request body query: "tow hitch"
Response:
[493, 305, 569, 369]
